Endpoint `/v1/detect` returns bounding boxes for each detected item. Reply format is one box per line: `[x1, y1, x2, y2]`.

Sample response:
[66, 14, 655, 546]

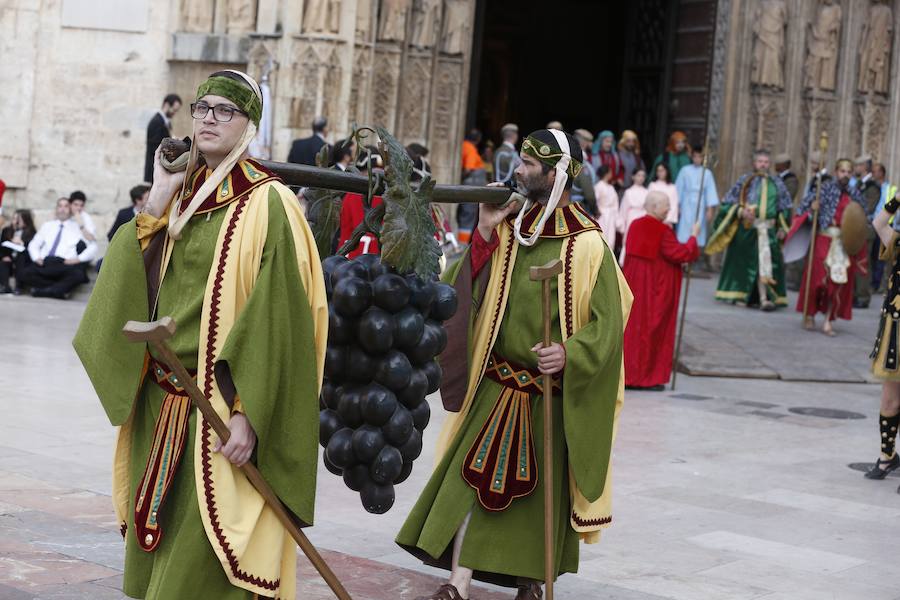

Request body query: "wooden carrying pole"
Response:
[261, 160, 511, 205]
[802, 132, 829, 323]
[530, 259, 564, 600]
[122, 317, 352, 600]
[670, 137, 710, 391]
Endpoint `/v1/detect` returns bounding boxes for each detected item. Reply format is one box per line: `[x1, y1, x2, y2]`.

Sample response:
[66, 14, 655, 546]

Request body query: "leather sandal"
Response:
[866, 453, 900, 480]
[515, 582, 544, 600]
[415, 584, 466, 600]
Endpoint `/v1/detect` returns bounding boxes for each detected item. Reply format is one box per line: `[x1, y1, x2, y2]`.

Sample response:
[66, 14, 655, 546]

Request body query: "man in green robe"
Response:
[73, 70, 328, 599]
[397, 129, 632, 600]
[707, 149, 793, 310]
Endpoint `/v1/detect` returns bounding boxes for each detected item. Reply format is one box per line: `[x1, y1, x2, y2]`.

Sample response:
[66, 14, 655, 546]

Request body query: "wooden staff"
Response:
[260, 160, 511, 205]
[671, 137, 711, 391]
[122, 317, 352, 600]
[530, 259, 564, 600]
[802, 132, 829, 324]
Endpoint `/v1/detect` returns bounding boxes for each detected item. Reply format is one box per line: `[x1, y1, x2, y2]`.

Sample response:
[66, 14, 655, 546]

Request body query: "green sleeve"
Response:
[72, 221, 150, 425]
[215, 191, 321, 526]
[561, 248, 623, 501]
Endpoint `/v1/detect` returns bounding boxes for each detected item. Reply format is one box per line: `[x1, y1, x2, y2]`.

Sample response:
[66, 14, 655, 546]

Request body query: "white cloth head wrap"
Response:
[168, 70, 262, 239]
[513, 129, 571, 246]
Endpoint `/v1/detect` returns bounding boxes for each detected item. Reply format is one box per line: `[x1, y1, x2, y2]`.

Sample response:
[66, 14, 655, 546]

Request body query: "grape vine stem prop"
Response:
[122, 317, 352, 600]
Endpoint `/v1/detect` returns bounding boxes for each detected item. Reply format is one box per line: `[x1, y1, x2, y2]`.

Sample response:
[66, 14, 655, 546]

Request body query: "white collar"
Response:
[502, 141, 516, 150]
[779, 169, 792, 177]
[315, 132, 326, 142]
[862, 172, 873, 183]
[157, 109, 171, 127]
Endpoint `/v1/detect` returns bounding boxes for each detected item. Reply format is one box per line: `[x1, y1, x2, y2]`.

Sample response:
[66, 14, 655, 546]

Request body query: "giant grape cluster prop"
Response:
[319, 252, 457, 514]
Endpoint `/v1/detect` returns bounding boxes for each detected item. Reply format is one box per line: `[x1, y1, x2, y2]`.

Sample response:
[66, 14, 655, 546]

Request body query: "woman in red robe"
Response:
[623, 191, 700, 390]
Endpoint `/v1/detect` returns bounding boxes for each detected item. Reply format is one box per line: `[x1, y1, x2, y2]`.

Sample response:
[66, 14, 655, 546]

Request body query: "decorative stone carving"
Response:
[180, 0, 214, 33]
[226, 0, 257, 34]
[751, 93, 784, 154]
[750, 0, 786, 89]
[399, 56, 432, 140]
[323, 49, 343, 127]
[441, 0, 468, 55]
[802, 98, 835, 167]
[356, 0, 374, 41]
[349, 48, 372, 123]
[862, 99, 889, 159]
[804, 0, 841, 91]
[304, 0, 341, 34]
[411, 0, 441, 49]
[372, 51, 401, 126]
[379, 0, 412, 42]
[290, 46, 321, 129]
[430, 58, 464, 182]
[858, 0, 893, 95]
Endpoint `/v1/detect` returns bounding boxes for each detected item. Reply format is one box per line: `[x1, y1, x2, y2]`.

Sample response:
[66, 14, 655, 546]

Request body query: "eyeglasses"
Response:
[190, 102, 247, 123]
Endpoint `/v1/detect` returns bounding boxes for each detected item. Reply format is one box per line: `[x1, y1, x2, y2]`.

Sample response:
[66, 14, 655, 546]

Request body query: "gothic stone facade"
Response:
[1, 0, 476, 229]
[711, 0, 900, 190]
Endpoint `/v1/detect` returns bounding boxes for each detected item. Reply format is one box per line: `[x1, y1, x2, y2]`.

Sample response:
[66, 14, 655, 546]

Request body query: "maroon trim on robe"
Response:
[504, 202, 601, 239]
[178, 159, 280, 216]
[622, 216, 698, 387]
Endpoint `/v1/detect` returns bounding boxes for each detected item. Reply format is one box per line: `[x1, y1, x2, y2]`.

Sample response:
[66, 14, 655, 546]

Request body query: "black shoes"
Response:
[865, 453, 899, 480]
[31, 288, 69, 300]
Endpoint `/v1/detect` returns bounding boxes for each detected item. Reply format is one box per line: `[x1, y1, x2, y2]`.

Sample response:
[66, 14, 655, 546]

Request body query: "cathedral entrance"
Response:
[467, 0, 715, 166]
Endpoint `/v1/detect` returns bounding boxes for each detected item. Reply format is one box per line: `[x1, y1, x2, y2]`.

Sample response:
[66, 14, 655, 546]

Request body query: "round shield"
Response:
[783, 220, 811, 263]
[841, 201, 869, 256]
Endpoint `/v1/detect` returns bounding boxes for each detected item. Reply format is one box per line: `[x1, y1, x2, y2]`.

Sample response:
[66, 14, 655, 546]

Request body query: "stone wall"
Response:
[1, 0, 172, 228]
[1, 0, 476, 232]
[712, 0, 900, 192]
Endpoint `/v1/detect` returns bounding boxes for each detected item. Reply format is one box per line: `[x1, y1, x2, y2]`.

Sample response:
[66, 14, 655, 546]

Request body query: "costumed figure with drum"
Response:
[706, 149, 793, 310]
[396, 129, 631, 600]
[865, 193, 900, 488]
[72, 70, 328, 599]
[787, 158, 868, 336]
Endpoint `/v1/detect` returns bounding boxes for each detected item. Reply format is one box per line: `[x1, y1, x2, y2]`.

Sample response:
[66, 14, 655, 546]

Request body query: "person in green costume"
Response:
[651, 130, 691, 182]
[72, 70, 327, 600]
[398, 129, 631, 600]
[707, 149, 793, 310]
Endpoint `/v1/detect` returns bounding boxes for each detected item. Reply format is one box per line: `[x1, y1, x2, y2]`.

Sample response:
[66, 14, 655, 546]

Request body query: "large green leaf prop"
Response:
[374, 126, 442, 279]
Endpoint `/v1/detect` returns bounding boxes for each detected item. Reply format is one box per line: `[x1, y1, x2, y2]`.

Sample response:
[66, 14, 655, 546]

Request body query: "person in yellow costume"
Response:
[73, 70, 327, 599]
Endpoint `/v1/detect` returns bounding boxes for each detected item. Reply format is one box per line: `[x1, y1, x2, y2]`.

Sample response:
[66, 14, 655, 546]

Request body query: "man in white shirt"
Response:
[20, 197, 96, 299]
[68, 190, 96, 241]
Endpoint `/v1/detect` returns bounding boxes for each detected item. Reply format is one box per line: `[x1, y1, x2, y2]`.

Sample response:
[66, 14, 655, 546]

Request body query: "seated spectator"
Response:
[0, 209, 36, 294]
[68, 190, 96, 241]
[20, 198, 96, 299]
[108, 185, 150, 241]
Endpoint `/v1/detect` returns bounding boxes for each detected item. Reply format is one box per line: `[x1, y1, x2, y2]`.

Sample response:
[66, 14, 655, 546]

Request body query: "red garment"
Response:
[794, 193, 866, 320]
[622, 216, 698, 387]
[597, 150, 624, 184]
[471, 228, 499, 278]
[338, 193, 383, 258]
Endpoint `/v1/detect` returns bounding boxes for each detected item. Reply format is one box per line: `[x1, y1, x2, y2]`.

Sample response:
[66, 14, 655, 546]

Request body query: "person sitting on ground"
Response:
[68, 190, 96, 242]
[20, 197, 96, 299]
[622, 191, 700, 390]
[108, 185, 150, 241]
[0, 209, 36, 294]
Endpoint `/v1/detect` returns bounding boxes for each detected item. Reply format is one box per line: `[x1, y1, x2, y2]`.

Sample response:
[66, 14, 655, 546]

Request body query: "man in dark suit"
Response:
[108, 184, 150, 241]
[287, 116, 329, 166]
[144, 94, 182, 183]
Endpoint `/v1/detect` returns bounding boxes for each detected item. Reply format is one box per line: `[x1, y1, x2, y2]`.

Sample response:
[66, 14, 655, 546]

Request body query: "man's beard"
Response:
[517, 173, 552, 204]
[839, 176, 850, 188]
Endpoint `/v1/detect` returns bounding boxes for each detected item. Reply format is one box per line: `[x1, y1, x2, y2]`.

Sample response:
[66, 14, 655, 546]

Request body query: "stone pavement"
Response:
[677, 274, 878, 383]
[1, 277, 898, 600]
